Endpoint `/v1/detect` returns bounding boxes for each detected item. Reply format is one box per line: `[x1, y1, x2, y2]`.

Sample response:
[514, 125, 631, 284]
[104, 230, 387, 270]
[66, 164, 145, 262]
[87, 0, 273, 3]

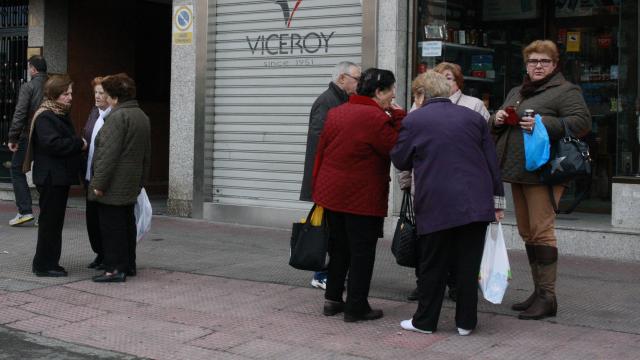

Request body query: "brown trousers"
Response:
[511, 184, 564, 248]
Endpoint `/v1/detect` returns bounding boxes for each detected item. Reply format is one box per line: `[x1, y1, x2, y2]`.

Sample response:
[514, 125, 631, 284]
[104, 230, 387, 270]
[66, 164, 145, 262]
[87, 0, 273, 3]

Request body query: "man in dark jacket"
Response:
[300, 61, 360, 289]
[7, 55, 47, 226]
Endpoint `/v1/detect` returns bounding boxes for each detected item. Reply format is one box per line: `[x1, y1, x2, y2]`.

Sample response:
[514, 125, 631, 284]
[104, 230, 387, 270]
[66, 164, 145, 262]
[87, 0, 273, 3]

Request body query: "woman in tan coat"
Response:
[490, 40, 591, 320]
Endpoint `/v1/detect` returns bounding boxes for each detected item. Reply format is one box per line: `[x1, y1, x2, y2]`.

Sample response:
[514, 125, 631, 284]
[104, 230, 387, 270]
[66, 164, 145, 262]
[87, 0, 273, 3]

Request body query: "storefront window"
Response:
[413, 0, 637, 213]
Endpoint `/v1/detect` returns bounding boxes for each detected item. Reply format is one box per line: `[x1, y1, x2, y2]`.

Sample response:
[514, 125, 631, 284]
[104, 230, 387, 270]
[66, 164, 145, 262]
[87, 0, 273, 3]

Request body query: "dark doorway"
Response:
[67, 0, 171, 195]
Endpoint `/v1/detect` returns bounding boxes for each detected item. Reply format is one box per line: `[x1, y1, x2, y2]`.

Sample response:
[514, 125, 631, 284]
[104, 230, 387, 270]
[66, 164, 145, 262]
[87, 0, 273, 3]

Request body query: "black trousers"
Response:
[32, 185, 70, 271]
[97, 203, 136, 273]
[85, 195, 103, 261]
[412, 222, 488, 331]
[324, 210, 382, 316]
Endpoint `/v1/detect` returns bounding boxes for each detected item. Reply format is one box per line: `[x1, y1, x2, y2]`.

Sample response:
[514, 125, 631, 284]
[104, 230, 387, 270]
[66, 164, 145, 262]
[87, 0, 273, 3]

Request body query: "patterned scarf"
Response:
[22, 100, 72, 173]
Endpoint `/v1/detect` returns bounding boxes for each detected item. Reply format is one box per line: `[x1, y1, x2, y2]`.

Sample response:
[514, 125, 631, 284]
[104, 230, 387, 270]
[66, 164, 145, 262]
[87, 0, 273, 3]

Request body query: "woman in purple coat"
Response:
[391, 70, 505, 336]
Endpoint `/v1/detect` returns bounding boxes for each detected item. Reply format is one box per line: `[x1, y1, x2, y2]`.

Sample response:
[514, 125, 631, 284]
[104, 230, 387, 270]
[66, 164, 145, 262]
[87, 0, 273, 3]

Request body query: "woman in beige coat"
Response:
[490, 40, 591, 320]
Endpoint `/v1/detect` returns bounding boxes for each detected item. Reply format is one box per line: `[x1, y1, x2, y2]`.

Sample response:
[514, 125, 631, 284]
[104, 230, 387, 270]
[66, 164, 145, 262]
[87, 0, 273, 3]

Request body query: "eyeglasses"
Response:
[344, 74, 360, 81]
[526, 58, 553, 67]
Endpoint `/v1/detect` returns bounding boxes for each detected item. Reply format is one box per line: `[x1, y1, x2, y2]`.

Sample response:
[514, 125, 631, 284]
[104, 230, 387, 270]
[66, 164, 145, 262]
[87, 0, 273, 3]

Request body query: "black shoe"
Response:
[407, 287, 419, 301]
[34, 269, 68, 277]
[92, 271, 126, 283]
[323, 300, 345, 316]
[87, 256, 103, 269]
[448, 288, 457, 302]
[126, 269, 137, 277]
[344, 309, 383, 323]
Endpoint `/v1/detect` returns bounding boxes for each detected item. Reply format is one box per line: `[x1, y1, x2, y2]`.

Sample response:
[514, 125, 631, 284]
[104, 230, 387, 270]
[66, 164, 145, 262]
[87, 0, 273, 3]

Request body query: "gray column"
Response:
[28, 0, 67, 73]
[168, 0, 207, 217]
[377, 0, 410, 227]
[28, 0, 44, 47]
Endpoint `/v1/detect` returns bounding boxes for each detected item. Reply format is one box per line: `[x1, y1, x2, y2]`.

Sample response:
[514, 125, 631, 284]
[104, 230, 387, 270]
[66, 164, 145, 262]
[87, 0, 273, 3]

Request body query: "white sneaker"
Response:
[9, 213, 34, 226]
[457, 327, 472, 336]
[400, 319, 432, 334]
[310, 278, 327, 290]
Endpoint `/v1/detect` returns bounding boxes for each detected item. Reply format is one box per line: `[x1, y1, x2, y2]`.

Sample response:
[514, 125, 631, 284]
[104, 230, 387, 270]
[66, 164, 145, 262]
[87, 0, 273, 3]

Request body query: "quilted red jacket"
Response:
[312, 95, 405, 217]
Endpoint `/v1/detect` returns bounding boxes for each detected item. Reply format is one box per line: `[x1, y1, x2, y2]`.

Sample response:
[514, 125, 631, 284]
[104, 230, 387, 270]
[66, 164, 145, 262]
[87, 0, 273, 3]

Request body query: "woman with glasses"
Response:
[312, 68, 405, 322]
[490, 40, 590, 320]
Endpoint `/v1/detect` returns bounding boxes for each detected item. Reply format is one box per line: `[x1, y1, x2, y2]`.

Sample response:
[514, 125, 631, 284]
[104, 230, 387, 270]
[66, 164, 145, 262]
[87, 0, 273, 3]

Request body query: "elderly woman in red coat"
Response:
[312, 68, 405, 323]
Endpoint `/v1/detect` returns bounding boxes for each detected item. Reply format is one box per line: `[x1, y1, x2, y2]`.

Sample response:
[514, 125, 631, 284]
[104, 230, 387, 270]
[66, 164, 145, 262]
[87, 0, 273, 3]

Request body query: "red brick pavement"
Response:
[1, 269, 639, 360]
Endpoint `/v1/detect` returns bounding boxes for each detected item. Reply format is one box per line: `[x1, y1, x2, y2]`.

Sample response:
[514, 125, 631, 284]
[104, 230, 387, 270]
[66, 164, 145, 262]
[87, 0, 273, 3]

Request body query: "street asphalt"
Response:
[1, 198, 639, 359]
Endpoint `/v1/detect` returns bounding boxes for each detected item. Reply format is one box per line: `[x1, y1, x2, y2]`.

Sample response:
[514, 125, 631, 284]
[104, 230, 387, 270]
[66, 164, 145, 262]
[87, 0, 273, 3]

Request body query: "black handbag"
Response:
[539, 118, 592, 214]
[289, 204, 329, 271]
[391, 190, 418, 268]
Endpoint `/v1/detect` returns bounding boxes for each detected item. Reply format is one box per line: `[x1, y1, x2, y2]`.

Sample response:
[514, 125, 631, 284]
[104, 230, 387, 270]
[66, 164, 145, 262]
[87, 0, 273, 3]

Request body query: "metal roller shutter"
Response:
[206, 0, 362, 210]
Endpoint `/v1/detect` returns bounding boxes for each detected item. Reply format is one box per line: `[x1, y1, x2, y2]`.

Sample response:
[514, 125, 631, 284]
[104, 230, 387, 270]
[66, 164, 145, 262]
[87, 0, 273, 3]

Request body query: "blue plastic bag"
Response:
[523, 114, 550, 171]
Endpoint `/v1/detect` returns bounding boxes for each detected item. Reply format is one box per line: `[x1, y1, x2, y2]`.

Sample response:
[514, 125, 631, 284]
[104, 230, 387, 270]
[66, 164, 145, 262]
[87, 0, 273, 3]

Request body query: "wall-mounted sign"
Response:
[26, 47, 42, 58]
[566, 31, 581, 52]
[173, 5, 193, 45]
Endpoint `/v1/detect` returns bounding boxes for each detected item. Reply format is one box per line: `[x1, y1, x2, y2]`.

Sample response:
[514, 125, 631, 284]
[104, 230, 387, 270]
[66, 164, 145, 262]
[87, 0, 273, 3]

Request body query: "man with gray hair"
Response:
[300, 61, 361, 289]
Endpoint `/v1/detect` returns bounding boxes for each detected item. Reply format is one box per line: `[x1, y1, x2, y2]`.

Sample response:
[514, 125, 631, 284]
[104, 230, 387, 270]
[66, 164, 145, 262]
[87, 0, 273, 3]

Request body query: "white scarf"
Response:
[85, 107, 111, 181]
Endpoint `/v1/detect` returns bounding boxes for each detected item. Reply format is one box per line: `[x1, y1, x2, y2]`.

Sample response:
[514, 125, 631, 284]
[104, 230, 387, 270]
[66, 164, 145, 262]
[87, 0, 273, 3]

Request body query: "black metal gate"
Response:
[0, 0, 28, 182]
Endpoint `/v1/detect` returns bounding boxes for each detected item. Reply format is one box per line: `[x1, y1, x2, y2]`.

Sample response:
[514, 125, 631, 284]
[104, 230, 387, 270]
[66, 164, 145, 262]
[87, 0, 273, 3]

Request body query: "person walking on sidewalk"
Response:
[391, 70, 505, 336]
[312, 68, 405, 322]
[6, 55, 47, 227]
[300, 61, 361, 290]
[27, 74, 87, 277]
[82, 77, 111, 271]
[90, 73, 150, 283]
[490, 40, 591, 320]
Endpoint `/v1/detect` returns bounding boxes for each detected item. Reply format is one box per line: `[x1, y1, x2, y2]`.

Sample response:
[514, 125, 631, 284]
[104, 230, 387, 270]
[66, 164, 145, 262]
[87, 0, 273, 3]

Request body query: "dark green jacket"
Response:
[89, 100, 151, 205]
[489, 73, 591, 184]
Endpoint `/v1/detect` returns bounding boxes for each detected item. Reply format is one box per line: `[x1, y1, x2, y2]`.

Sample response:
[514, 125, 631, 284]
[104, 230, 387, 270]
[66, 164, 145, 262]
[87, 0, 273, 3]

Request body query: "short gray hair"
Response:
[332, 61, 358, 82]
[419, 70, 451, 99]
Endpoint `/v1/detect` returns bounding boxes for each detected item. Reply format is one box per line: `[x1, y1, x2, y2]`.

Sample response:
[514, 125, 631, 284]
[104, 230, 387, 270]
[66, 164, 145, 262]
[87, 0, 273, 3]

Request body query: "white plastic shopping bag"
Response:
[134, 188, 152, 242]
[479, 222, 511, 304]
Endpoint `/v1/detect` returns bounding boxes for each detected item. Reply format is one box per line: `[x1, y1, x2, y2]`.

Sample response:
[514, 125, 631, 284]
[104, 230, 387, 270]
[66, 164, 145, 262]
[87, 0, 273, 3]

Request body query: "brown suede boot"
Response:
[518, 246, 558, 320]
[511, 244, 538, 311]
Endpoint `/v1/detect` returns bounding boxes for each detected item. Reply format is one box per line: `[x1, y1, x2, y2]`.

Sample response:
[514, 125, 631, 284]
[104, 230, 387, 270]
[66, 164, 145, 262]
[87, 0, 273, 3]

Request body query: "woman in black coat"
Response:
[27, 74, 87, 277]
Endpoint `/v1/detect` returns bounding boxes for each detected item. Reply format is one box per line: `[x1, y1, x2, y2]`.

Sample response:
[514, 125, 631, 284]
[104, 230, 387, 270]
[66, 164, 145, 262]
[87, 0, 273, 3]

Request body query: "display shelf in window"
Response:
[418, 41, 494, 56]
[463, 76, 495, 83]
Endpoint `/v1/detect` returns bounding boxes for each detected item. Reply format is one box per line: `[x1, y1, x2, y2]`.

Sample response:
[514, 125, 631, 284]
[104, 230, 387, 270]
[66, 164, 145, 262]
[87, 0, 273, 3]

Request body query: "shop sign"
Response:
[246, 32, 335, 55]
[246, 1, 335, 59]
